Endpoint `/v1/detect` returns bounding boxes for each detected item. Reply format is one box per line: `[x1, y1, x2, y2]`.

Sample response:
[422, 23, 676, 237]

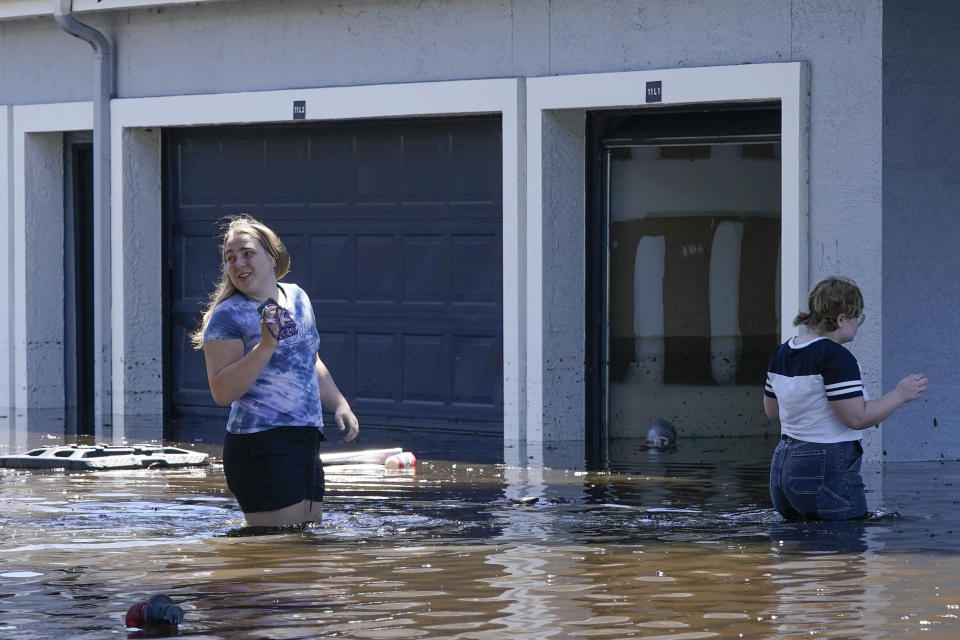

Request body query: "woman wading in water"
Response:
[765, 276, 927, 520]
[192, 215, 359, 528]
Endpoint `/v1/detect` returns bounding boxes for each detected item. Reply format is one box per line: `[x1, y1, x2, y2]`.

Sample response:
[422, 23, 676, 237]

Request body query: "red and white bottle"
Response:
[384, 451, 416, 470]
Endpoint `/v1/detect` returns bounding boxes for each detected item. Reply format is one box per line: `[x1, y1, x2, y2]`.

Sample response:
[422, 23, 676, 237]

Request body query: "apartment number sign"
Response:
[293, 100, 306, 120]
[646, 81, 662, 103]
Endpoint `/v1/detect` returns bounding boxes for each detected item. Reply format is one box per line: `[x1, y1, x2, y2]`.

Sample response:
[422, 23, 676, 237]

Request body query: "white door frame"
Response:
[525, 63, 809, 460]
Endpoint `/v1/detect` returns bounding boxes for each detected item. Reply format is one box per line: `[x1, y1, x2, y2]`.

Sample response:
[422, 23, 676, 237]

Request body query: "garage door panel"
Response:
[402, 133, 448, 202]
[276, 234, 308, 276]
[305, 133, 353, 203]
[317, 331, 353, 395]
[308, 219, 500, 233]
[452, 234, 500, 305]
[355, 333, 399, 400]
[316, 327, 502, 421]
[356, 236, 401, 301]
[403, 236, 446, 302]
[177, 234, 224, 301]
[335, 203, 500, 221]
[310, 235, 354, 303]
[166, 116, 502, 441]
[446, 204, 502, 219]
[451, 131, 500, 203]
[219, 138, 263, 205]
[356, 134, 399, 203]
[172, 315, 211, 405]
[402, 334, 447, 403]
[452, 335, 502, 407]
[263, 137, 308, 204]
[178, 138, 222, 206]
[175, 205, 223, 220]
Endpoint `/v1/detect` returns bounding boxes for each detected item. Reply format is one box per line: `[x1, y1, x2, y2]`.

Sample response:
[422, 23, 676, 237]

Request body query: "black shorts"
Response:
[222, 426, 325, 514]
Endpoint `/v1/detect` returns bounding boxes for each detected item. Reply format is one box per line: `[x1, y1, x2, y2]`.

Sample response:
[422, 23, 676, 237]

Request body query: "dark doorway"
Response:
[65, 141, 95, 437]
[586, 104, 782, 468]
[163, 116, 504, 444]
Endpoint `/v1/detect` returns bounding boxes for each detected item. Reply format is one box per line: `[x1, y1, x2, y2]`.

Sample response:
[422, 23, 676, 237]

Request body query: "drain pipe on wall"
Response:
[53, 0, 114, 436]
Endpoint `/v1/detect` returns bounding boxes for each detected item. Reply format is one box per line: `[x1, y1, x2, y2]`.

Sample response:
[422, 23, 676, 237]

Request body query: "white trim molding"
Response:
[525, 63, 810, 452]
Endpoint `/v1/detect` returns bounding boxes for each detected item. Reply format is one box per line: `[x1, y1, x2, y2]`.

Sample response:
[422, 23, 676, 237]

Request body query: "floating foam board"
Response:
[0, 444, 210, 470]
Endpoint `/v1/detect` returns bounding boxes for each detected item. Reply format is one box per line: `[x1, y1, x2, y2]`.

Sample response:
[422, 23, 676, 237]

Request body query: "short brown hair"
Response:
[793, 276, 864, 333]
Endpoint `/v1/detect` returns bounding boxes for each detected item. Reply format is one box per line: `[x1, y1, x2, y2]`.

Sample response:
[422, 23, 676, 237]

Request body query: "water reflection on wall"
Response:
[608, 143, 782, 440]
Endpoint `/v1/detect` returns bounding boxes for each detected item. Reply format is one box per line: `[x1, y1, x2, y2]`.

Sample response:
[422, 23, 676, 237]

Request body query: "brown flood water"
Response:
[1, 436, 959, 639]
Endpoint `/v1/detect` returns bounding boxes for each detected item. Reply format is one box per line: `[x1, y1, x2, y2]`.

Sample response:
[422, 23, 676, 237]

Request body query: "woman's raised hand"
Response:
[258, 304, 280, 346]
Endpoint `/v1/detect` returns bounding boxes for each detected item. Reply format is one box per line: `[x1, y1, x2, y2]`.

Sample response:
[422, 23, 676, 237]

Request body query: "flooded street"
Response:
[1, 437, 959, 639]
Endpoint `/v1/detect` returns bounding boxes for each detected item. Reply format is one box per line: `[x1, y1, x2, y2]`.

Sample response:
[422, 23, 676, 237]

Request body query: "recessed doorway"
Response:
[587, 103, 782, 465]
[64, 137, 95, 437]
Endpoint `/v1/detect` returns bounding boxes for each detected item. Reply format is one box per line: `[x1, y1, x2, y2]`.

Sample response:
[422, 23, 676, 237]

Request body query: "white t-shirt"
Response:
[764, 336, 865, 443]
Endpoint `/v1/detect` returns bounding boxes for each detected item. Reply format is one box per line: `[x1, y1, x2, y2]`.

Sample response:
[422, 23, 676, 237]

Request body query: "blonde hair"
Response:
[190, 214, 291, 349]
[793, 276, 864, 333]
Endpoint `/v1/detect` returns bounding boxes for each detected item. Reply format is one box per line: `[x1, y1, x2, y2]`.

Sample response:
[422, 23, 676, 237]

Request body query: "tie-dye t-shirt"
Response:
[203, 283, 324, 434]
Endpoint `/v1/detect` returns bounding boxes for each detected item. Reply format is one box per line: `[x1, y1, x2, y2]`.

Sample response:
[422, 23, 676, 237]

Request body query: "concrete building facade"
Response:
[1, 0, 958, 467]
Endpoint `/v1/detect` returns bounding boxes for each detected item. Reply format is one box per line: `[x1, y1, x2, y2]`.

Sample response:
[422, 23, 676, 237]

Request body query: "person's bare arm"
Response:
[830, 373, 927, 430]
[315, 355, 359, 441]
[203, 324, 277, 405]
[763, 396, 779, 420]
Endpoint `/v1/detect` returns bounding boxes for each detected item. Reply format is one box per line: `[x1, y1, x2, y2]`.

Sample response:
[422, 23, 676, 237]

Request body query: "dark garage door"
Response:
[164, 116, 503, 443]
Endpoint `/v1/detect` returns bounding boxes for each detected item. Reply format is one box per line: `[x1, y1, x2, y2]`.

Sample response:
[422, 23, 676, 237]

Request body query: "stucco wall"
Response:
[7, 0, 835, 103]
[23, 133, 65, 412]
[882, 0, 960, 462]
[792, 1, 885, 462]
[117, 127, 162, 432]
[541, 109, 585, 444]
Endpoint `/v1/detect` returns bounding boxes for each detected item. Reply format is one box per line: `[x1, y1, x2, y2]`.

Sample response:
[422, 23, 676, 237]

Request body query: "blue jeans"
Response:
[769, 435, 867, 521]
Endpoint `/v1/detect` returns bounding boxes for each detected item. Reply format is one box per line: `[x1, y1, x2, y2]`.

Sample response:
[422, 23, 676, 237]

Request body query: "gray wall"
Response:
[7, 0, 834, 103]
[882, 0, 960, 462]
[24, 133, 65, 413]
[792, 2, 885, 460]
[541, 109, 585, 445]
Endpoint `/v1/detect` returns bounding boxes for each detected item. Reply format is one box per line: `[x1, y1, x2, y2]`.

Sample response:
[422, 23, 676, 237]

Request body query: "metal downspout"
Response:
[53, 0, 114, 436]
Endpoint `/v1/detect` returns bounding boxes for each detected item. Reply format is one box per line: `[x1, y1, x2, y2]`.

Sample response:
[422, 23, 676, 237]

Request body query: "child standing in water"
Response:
[764, 276, 927, 520]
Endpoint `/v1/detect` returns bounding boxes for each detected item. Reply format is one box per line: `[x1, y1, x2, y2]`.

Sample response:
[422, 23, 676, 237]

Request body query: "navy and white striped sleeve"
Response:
[820, 345, 864, 401]
[764, 372, 776, 399]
